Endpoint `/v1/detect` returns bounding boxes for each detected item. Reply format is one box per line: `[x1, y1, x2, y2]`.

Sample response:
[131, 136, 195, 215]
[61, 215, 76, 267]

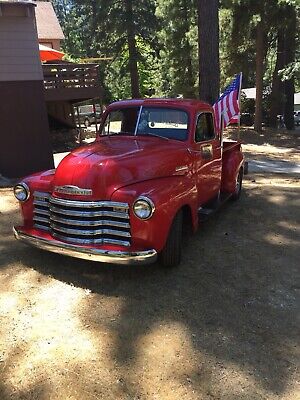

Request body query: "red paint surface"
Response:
[17, 99, 244, 255]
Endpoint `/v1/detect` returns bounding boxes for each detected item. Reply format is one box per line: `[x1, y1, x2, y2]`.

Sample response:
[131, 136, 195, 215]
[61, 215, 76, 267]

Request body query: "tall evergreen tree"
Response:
[92, 0, 158, 99]
[156, 0, 198, 97]
[197, 0, 220, 104]
[52, 0, 158, 99]
[282, 3, 297, 130]
[269, 24, 285, 128]
[254, 6, 268, 133]
[222, 0, 298, 131]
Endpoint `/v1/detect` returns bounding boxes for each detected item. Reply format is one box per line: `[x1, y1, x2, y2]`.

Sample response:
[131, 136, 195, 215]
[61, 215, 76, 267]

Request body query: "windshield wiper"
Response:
[108, 131, 134, 136]
[137, 133, 170, 141]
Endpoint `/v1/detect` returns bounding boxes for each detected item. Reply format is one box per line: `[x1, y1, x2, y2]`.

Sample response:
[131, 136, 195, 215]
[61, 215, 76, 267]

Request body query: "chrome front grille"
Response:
[33, 192, 131, 246]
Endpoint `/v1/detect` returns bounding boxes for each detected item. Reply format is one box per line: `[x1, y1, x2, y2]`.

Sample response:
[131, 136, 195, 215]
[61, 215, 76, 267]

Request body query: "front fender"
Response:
[111, 176, 198, 252]
[16, 169, 55, 227]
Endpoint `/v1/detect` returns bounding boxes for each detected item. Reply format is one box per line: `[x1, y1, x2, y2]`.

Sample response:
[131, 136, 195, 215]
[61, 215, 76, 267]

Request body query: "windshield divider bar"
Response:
[134, 106, 143, 136]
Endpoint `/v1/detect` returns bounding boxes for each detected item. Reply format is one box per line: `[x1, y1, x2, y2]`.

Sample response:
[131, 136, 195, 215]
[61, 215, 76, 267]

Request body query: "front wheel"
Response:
[159, 211, 183, 268]
[231, 168, 243, 201]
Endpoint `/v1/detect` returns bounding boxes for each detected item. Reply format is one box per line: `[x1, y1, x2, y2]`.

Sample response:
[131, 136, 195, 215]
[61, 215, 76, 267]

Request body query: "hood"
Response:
[53, 136, 190, 200]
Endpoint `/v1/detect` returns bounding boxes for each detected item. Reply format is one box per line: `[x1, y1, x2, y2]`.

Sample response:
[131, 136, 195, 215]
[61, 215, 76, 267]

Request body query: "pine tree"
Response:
[282, 4, 297, 130]
[222, 0, 299, 131]
[52, 0, 158, 99]
[156, 0, 198, 98]
[197, 0, 220, 104]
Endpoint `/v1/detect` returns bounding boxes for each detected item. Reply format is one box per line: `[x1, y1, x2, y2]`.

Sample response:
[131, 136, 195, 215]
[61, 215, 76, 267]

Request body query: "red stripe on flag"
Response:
[232, 90, 240, 115]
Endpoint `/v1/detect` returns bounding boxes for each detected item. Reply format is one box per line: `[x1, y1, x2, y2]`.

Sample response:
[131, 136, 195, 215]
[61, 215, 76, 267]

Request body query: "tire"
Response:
[84, 118, 91, 128]
[159, 210, 183, 268]
[231, 168, 243, 201]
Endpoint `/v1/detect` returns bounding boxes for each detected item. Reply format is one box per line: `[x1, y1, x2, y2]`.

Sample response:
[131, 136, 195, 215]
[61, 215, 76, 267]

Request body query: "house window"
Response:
[39, 42, 53, 49]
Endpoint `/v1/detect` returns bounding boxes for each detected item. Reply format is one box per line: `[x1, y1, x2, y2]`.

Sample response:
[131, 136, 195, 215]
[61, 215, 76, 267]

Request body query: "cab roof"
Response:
[108, 98, 212, 112]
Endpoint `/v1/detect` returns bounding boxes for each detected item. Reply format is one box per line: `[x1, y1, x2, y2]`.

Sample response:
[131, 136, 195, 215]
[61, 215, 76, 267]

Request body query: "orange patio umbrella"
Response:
[39, 44, 64, 62]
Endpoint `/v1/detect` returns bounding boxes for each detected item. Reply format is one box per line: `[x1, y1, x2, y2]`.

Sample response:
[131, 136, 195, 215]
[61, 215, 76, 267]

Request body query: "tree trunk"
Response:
[125, 0, 141, 98]
[269, 27, 285, 128]
[283, 5, 296, 130]
[254, 20, 266, 133]
[182, 0, 195, 97]
[198, 0, 220, 104]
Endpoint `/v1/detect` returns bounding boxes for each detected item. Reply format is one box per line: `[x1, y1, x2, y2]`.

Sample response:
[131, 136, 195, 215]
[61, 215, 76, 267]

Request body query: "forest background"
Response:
[50, 0, 299, 132]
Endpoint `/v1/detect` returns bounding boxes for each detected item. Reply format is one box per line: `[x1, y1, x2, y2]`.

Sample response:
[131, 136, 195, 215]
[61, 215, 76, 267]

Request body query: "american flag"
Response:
[213, 73, 242, 133]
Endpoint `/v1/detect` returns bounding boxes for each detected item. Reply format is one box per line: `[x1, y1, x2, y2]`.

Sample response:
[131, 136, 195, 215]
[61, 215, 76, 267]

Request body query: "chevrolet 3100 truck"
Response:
[13, 98, 244, 267]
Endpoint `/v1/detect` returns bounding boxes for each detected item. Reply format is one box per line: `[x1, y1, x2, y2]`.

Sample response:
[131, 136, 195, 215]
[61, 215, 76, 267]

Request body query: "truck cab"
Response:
[13, 99, 244, 267]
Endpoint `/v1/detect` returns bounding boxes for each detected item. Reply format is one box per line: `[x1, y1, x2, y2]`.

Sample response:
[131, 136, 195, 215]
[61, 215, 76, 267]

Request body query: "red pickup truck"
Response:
[13, 99, 244, 267]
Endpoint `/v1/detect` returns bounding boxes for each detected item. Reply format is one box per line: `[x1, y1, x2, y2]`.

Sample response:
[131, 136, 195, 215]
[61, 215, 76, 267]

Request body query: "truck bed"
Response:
[223, 140, 241, 153]
[221, 140, 243, 194]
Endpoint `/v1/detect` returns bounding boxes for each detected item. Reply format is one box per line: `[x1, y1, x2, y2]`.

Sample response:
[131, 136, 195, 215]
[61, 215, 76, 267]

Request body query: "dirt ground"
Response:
[0, 128, 299, 400]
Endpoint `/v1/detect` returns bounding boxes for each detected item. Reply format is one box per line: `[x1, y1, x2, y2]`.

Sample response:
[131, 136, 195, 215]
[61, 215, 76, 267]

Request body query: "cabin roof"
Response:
[35, 1, 65, 40]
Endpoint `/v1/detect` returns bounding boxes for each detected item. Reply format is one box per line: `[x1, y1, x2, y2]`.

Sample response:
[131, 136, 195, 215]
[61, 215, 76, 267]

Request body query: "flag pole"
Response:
[237, 72, 243, 141]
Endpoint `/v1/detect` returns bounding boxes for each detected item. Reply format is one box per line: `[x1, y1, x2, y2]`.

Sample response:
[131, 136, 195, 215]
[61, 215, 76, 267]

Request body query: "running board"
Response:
[198, 193, 232, 221]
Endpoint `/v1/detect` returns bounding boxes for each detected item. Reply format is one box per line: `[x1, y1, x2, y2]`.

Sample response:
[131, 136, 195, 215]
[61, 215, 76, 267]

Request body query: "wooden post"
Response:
[92, 99, 98, 133]
[76, 105, 83, 144]
[70, 104, 76, 129]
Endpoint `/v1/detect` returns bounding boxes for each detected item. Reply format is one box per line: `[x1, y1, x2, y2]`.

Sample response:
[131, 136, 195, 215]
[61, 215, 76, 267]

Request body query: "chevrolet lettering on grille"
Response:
[54, 185, 93, 196]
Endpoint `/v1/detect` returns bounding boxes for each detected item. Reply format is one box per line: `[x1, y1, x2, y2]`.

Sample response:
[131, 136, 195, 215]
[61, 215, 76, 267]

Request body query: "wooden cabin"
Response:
[0, 0, 102, 178]
[0, 0, 54, 178]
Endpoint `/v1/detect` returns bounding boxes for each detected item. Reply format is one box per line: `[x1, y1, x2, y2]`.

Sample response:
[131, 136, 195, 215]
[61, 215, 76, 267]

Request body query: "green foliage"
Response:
[52, 0, 299, 118]
[155, 0, 198, 97]
[105, 39, 158, 100]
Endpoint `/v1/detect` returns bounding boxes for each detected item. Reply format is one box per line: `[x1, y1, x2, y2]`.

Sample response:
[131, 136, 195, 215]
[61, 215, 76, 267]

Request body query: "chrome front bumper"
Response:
[13, 227, 157, 265]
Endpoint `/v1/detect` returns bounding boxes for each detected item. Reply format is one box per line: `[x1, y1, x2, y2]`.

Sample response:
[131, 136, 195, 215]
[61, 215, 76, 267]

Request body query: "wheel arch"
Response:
[221, 150, 244, 194]
[111, 176, 198, 252]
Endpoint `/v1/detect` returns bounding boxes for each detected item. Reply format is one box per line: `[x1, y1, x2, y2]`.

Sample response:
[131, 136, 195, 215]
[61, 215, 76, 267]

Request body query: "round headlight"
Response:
[14, 183, 30, 202]
[133, 197, 155, 220]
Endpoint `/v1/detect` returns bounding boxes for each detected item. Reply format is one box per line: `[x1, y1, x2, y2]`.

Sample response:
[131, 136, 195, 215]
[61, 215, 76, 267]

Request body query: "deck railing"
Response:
[43, 63, 100, 91]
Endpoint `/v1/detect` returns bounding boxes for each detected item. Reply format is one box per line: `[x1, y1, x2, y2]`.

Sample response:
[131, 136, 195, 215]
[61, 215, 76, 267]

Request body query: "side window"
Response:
[195, 113, 215, 142]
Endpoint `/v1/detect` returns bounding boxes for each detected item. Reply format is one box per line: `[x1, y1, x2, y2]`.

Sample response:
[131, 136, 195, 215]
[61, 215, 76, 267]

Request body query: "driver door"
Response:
[191, 112, 222, 206]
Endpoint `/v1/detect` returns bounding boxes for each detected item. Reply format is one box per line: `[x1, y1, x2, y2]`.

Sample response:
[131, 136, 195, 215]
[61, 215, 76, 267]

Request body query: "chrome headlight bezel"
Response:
[13, 183, 30, 202]
[133, 196, 155, 220]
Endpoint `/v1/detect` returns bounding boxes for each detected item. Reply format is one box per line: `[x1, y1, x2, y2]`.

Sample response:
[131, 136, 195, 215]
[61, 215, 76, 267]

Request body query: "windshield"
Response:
[101, 106, 189, 141]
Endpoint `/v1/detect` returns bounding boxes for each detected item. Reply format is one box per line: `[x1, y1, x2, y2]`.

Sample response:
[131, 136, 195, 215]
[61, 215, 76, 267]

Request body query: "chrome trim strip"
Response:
[50, 215, 130, 228]
[175, 165, 188, 172]
[34, 200, 50, 207]
[50, 197, 129, 210]
[34, 209, 50, 216]
[50, 223, 131, 237]
[34, 223, 50, 231]
[33, 216, 50, 224]
[34, 191, 50, 199]
[13, 227, 157, 265]
[49, 205, 129, 219]
[52, 232, 131, 247]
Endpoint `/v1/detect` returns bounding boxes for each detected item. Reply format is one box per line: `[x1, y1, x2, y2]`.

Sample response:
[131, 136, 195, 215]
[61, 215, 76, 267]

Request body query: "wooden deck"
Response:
[43, 63, 102, 102]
